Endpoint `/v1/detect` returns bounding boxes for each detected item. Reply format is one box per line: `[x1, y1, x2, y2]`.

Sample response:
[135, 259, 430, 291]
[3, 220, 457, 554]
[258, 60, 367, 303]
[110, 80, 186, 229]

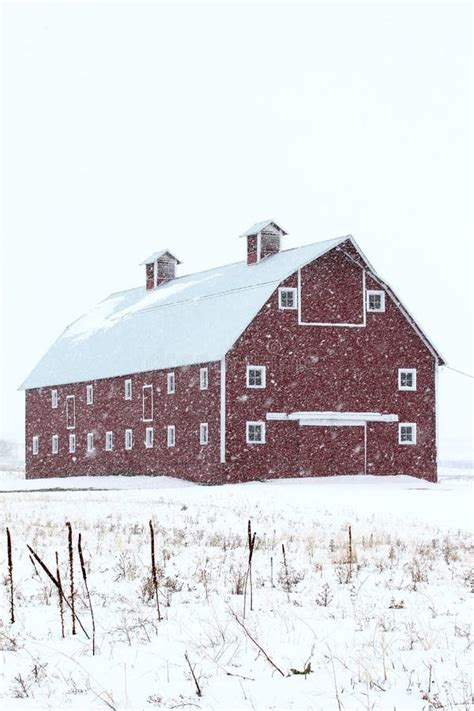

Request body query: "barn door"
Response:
[297, 424, 365, 476]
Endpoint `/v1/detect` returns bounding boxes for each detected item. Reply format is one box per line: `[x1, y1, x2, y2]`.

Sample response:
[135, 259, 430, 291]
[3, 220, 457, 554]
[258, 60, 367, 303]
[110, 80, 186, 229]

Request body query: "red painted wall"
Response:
[25, 239, 438, 483]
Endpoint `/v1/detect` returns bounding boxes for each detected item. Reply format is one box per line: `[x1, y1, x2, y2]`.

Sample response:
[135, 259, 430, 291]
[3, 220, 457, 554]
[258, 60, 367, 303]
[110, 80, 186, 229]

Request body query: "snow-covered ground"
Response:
[0, 469, 472, 710]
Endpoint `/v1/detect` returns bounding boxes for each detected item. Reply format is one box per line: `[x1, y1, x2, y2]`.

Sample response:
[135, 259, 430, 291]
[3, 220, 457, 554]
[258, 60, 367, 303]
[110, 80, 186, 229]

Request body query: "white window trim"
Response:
[69, 433, 76, 454]
[32, 436, 39, 455]
[200, 422, 209, 445]
[200, 367, 209, 390]
[167, 372, 175, 394]
[51, 435, 58, 454]
[246, 421, 266, 444]
[66, 395, 75, 430]
[145, 427, 154, 449]
[278, 287, 298, 310]
[125, 429, 133, 451]
[124, 379, 132, 400]
[167, 425, 175, 448]
[86, 384, 94, 405]
[366, 290, 385, 313]
[246, 365, 266, 389]
[105, 431, 114, 451]
[51, 389, 58, 409]
[87, 432, 94, 452]
[398, 368, 417, 391]
[142, 384, 154, 422]
[399, 422, 417, 445]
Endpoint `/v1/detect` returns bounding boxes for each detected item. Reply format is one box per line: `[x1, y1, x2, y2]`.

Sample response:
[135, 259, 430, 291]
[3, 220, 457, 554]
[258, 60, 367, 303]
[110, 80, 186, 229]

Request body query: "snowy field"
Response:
[0, 469, 472, 711]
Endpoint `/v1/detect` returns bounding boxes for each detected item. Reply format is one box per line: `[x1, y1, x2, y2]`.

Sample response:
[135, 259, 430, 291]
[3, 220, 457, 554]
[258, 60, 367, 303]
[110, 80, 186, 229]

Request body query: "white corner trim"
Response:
[220, 357, 226, 463]
[256, 231, 261, 263]
[297, 267, 366, 327]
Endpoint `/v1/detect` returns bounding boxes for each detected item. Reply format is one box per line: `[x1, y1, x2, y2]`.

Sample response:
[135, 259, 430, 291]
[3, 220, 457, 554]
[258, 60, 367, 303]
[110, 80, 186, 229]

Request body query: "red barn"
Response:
[20, 221, 444, 483]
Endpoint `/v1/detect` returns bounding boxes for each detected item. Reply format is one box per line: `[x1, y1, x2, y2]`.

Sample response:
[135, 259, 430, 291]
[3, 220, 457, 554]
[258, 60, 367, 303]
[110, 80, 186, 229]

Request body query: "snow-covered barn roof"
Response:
[20, 236, 345, 389]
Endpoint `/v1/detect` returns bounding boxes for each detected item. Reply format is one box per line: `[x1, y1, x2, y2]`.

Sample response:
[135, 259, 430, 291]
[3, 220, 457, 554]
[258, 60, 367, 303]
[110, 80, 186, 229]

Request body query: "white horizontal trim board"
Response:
[267, 411, 398, 423]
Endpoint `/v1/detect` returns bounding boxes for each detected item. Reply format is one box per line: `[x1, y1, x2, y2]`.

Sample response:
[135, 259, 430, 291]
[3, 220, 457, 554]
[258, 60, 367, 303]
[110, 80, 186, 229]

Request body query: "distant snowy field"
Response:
[0, 469, 472, 710]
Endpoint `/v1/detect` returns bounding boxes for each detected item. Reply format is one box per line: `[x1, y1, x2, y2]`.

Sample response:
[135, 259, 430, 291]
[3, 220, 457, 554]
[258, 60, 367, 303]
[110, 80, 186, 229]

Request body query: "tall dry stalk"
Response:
[78, 533, 96, 655]
[27, 544, 89, 639]
[149, 520, 162, 626]
[6, 527, 14, 624]
[66, 522, 76, 635]
[243, 520, 256, 618]
[348, 525, 353, 580]
[55, 551, 65, 638]
[282, 543, 290, 601]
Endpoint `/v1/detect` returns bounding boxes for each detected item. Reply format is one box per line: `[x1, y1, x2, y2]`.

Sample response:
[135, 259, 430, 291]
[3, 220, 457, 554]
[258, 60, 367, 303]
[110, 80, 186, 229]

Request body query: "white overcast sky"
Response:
[1, 1, 472, 455]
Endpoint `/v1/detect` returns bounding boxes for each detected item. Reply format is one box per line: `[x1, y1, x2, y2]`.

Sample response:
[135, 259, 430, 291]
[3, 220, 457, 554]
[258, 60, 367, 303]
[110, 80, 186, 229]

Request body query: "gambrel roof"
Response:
[20, 235, 444, 390]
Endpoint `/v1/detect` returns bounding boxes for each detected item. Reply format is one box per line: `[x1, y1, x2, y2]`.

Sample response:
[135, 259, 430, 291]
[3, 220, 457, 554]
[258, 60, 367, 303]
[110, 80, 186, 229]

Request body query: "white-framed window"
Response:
[167, 425, 175, 448]
[278, 287, 298, 310]
[32, 436, 39, 455]
[125, 429, 133, 450]
[124, 379, 132, 400]
[86, 384, 94, 405]
[51, 389, 58, 409]
[142, 384, 153, 421]
[246, 365, 266, 389]
[399, 423, 417, 445]
[145, 427, 154, 448]
[199, 422, 209, 445]
[246, 421, 266, 444]
[200, 367, 208, 390]
[105, 431, 114, 451]
[366, 290, 385, 312]
[87, 432, 94, 452]
[52, 435, 59, 454]
[66, 395, 75, 429]
[69, 433, 76, 454]
[167, 372, 175, 394]
[398, 368, 417, 391]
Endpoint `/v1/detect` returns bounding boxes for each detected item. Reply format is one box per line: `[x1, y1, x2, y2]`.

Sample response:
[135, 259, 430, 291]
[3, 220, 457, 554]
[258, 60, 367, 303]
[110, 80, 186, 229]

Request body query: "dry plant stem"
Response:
[6, 527, 14, 624]
[184, 651, 202, 697]
[66, 522, 76, 635]
[348, 525, 353, 580]
[78, 533, 96, 655]
[149, 520, 162, 624]
[55, 551, 65, 638]
[27, 544, 90, 639]
[243, 520, 256, 618]
[230, 609, 285, 677]
[282, 543, 290, 601]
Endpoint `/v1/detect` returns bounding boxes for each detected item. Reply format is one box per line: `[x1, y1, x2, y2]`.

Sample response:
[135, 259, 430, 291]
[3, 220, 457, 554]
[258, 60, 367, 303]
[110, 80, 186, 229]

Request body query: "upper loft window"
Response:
[399, 423, 417, 445]
[366, 290, 385, 312]
[86, 384, 94, 405]
[246, 365, 266, 389]
[51, 389, 58, 409]
[278, 288, 298, 310]
[167, 372, 175, 394]
[124, 379, 132, 400]
[200, 367, 208, 390]
[398, 368, 417, 391]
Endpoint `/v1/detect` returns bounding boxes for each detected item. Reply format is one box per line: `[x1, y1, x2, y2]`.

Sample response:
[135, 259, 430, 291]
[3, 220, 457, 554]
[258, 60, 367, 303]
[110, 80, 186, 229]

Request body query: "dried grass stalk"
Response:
[78, 533, 96, 655]
[6, 527, 14, 624]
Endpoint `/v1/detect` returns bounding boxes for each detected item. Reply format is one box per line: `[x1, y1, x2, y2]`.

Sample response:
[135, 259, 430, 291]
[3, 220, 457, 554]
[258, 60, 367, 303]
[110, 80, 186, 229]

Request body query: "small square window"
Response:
[51, 389, 58, 409]
[145, 427, 154, 449]
[398, 368, 417, 391]
[167, 425, 175, 448]
[200, 422, 209, 445]
[200, 367, 208, 390]
[51, 435, 59, 454]
[246, 365, 266, 389]
[278, 288, 298, 310]
[69, 433, 76, 454]
[167, 372, 175, 394]
[125, 429, 133, 450]
[366, 290, 385, 312]
[399, 423, 417, 445]
[246, 421, 265, 444]
[86, 384, 94, 405]
[32, 436, 39, 455]
[87, 432, 94, 452]
[105, 431, 114, 451]
[124, 379, 132, 400]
